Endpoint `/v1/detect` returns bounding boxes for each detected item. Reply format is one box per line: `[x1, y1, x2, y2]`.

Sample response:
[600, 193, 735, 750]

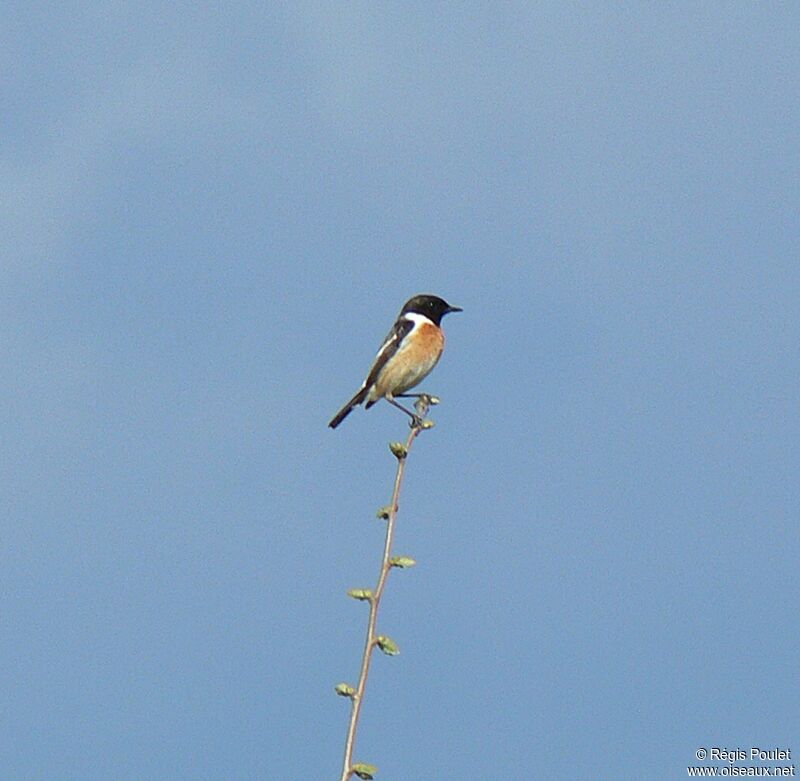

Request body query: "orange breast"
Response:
[371, 323, 445, 400]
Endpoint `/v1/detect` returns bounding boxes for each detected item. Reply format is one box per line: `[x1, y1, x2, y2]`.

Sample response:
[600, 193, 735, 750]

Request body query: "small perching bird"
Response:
[328, 294, 462, 428]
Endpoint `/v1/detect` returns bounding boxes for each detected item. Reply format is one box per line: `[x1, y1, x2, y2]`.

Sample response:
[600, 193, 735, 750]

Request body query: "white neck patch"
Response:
[403, 312, 434, 327]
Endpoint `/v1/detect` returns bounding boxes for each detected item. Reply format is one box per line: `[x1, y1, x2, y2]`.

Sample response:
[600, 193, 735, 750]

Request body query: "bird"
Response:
[328, 294, 462, 428]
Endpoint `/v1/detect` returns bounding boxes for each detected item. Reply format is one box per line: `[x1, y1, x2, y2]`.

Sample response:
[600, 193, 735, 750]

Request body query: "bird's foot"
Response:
[411, 393, 438, 428]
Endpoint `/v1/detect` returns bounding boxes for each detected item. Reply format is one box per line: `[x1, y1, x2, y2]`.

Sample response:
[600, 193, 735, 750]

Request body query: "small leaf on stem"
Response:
[347, 589, 373, 601]
[375, 635, 400, 656]
[352, 763, 378, 779]
[389, 556, 417, 569]
[335, 682, 356, 698]
[389, 442, 408, 459]
[375, 505, 391, 520]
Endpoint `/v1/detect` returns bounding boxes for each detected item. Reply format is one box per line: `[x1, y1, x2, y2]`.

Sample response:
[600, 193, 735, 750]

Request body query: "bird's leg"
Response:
[396, 392, 440, 405]
[397, 392, 439, 417]
[386, 397, 424, 428]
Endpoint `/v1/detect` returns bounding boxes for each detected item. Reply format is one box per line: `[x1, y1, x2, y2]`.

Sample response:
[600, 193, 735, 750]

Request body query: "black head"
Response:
[400, 294, 462, 326]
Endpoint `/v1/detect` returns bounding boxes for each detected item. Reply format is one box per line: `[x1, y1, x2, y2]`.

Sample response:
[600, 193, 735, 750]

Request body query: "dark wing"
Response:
[361, 317, 414, 392]
[328, 317, 415, 428]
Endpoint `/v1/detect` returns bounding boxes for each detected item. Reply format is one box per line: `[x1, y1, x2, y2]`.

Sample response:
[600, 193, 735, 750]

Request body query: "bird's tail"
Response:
[328, 387, 368, 429]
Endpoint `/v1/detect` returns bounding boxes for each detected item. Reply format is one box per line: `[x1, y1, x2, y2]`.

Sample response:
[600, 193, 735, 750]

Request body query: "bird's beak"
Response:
[447, 305, 463, 314]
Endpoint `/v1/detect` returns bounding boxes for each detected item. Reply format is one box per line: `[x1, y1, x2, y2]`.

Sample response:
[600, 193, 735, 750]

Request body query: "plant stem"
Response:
[339, 419, 425, 781]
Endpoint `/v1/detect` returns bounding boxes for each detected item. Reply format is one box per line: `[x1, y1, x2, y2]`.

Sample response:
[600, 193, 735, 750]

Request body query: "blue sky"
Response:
[2, 3, 798, 779]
